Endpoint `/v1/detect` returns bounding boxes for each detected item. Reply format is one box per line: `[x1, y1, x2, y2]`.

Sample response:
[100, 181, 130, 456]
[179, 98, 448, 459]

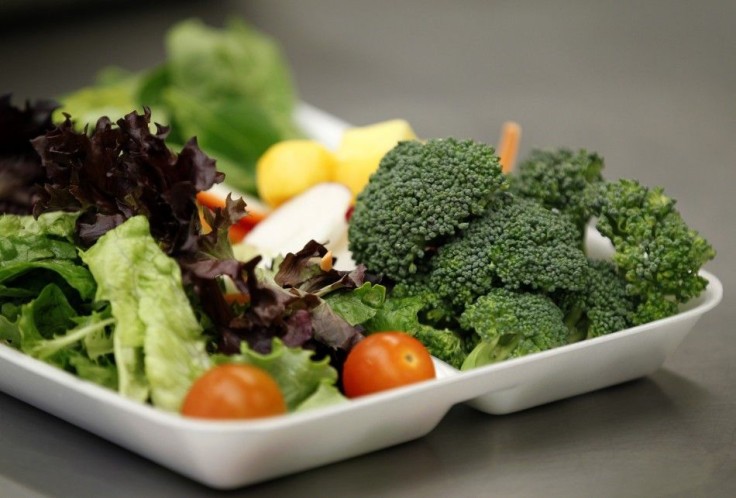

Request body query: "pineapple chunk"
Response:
[334, 119, 417, 199]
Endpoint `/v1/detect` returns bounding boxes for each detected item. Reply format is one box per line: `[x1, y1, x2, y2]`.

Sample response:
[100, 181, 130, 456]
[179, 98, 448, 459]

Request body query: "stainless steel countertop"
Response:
[1, 1, 734, 496]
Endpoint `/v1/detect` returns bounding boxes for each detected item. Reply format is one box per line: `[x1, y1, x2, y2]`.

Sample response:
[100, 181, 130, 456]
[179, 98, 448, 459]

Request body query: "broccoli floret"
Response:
[589, 179, 716, 324]
[428, 195, 588, 309]
[390, 276, 457, 325]
[559, 259, 635, 342]
[348, 138, 507, 281]
[459, 288, 569, 369]
[411, 324, 468, 369]
[512, 148, 604, 237]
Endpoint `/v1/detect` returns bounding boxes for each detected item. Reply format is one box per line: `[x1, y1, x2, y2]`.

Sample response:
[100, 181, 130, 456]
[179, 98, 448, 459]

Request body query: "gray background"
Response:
[1, 1, 734, 496]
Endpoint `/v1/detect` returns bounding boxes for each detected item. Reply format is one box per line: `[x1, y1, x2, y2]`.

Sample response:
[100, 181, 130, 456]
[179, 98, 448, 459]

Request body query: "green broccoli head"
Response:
[559, 259, 635, 341]
[459, 288, 569, 369]
[589, 179, 716, 324]
[428, 195, 588, 309]
[348, 138, 507, 281]
[411, 324, 468, 369]
[512, 148, 604, 235]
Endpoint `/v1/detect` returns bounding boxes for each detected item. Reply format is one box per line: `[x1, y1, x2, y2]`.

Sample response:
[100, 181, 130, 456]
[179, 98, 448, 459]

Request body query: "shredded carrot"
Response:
[497, 121, 522, 174]
[196, 190, 267, 240]
[228, 223, 249, 244]
[319, 250, 334, 272]
[224, 293, 250, 305]
[238, 210, 267, 229]
[196, 190, 227, 209]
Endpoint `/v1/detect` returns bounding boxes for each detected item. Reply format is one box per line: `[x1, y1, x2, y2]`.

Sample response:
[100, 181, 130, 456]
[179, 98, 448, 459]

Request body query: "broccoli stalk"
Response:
[459, 288, 569, 369]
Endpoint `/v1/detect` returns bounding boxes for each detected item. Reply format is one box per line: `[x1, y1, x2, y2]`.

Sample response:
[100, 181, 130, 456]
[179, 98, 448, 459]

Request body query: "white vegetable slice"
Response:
[241, 182, 352, 261]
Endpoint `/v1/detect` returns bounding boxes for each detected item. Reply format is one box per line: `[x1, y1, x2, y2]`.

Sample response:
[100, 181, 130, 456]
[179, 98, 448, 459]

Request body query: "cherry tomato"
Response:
[342, 332, 436, 398]
[181, 364, 287, 419]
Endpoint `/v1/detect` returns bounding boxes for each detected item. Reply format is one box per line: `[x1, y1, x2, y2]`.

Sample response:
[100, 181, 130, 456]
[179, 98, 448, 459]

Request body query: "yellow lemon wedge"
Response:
[256, 139, 337, 208]
[334, 119, 417, 200]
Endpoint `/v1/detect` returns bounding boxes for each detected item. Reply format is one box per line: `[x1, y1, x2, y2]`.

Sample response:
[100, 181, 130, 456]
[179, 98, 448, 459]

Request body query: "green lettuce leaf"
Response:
[0, 313, 20, 348]
[363, 293, 469, 368]
[81, 216, 210, 410]
[0, 258, 96, 303]
[162, 87, 282, 195]
[0, 213, 96, 301]
[69, 351, 118, 390]
[294, 381, 346, 412]
[1, 282, 117, 388]
[165, 18, 299, 138]
[323, 282, 386, 326]
[0, 211, 79, 240]
[213, 338, 346, 412]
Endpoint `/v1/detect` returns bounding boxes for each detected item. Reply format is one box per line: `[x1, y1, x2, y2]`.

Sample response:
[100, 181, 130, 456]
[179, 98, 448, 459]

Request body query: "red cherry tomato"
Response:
[342, 332, 436, 398]
[181, 364, 286, 419]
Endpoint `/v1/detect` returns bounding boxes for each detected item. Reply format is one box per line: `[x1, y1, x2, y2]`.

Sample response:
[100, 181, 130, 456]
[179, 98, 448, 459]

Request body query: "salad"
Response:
[0, 99, 433, 417]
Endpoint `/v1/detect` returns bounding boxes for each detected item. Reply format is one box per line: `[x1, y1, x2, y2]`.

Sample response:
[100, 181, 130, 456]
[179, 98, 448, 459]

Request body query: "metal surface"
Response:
[1, 1, 734, 496]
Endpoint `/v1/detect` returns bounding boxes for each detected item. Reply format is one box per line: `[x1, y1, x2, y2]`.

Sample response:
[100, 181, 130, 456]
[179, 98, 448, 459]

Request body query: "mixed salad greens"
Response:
[0, 100, 383, 413]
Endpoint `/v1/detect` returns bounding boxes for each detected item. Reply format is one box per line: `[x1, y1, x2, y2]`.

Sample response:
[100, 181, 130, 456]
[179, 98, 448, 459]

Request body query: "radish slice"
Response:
[241, 183, 352, 262]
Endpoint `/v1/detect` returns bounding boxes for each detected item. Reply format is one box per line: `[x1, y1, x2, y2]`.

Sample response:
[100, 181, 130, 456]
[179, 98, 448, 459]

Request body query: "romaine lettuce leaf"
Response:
[0, 211, 79, 240]
[81, 216, 210, 410]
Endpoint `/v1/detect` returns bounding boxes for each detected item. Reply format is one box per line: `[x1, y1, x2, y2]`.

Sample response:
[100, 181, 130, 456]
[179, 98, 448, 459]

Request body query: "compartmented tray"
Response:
[0, 104, 722, 489]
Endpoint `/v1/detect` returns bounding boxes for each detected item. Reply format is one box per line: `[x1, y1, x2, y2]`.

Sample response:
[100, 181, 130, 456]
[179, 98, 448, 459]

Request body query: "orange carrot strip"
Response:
[497, 121, 522, 174]
[238, 210, 267, 230]
[196, 190, 227, 209]
[224, 293, 250, 305]
[228, 224, 249, 244]
[196, 190, 268, 240]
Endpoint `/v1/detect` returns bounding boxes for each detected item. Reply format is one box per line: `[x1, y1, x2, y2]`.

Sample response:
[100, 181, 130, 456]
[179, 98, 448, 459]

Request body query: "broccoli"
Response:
[390, 275, 457, 325]
[428, 195, 588, 309]
[459, 288, 569, 369]
[411, 324, 469, 369]
[589, 179, 716, 324]
[348, 138, 507, 281]
[558, 259, 635, 342]
[347, 135, 715, 370]
[512, 147, 604, 238]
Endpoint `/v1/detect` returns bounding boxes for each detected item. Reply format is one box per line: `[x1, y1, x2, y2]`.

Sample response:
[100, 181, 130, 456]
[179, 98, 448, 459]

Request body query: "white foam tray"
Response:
[0, 104, 722, 489]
